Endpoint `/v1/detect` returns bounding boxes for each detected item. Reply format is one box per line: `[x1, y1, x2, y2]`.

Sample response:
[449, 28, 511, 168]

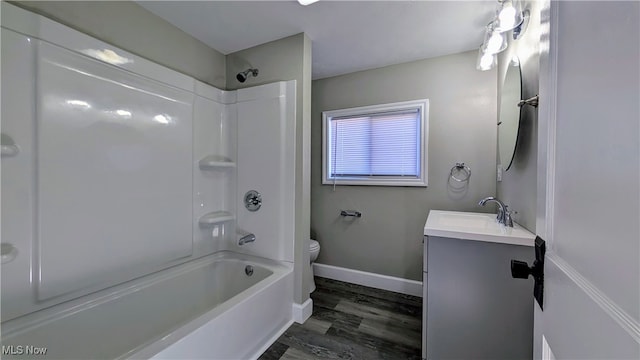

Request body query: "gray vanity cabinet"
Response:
[422, 235, 534, 360]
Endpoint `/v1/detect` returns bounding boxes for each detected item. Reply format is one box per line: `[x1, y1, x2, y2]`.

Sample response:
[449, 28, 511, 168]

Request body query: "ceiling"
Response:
[138, 1, 498, 80]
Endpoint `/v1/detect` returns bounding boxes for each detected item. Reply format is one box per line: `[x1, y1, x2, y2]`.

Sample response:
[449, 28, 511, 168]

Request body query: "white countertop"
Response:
[424, 210, 535, 247]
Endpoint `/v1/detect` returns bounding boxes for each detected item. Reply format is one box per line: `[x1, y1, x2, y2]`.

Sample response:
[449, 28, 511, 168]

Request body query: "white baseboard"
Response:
[292, 298, 313, 324]
[313, 263, 423, 297]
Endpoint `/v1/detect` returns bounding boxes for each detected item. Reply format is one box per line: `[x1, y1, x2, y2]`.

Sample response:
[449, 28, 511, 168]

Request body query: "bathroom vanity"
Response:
[422, 210, 535, 360]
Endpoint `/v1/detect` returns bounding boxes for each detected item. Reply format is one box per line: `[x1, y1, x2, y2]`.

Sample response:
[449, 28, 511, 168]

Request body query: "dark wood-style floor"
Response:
[259, 277, 423, 360]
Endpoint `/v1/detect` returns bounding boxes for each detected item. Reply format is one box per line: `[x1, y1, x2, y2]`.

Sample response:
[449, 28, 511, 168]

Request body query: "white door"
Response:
[535, 1, 640, 358]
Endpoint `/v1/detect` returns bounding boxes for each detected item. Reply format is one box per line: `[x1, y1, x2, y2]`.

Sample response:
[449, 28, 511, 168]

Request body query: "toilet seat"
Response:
[309, 239, 319, 251]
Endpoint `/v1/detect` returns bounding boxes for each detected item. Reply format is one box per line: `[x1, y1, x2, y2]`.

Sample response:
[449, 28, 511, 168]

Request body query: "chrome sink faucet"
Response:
[478, 197, 513, 227]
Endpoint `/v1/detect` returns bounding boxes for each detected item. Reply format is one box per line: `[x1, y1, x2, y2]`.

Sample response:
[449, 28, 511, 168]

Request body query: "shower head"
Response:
[236, 68, 259, 83]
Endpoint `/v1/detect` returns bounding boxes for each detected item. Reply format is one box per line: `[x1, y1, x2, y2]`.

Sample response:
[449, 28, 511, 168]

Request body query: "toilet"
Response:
[309, 238, 320, 293]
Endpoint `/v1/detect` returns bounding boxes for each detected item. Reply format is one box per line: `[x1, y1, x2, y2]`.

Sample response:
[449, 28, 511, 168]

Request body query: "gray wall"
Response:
[311, 51, 497, 281]
[496, 0, 542, 232]
[226, 33, 313, 304]
[11, 1, 227, 88]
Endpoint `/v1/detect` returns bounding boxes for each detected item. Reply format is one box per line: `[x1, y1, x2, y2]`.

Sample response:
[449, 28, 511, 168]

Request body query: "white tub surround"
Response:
[2, 3, 235, 319]
[235, 81, 297, 264]
[193, 79, 238, 258]
[1, 3, 297, 359]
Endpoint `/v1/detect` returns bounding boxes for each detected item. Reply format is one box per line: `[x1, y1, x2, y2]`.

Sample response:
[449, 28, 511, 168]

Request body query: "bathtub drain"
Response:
[245, 265, 254, 276]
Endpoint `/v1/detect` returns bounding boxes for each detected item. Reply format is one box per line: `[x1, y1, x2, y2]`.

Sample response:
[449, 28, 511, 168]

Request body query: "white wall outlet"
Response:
[497, 164, 503, 182]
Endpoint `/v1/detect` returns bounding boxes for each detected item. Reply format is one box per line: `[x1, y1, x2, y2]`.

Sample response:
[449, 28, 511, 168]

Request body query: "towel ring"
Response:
[450, 163, 471, 182]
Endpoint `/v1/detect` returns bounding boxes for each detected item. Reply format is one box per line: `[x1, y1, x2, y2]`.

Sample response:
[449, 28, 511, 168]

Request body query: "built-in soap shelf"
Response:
[198, 155, 236, 170]
[1, 133, 19, 157]
[1, 144, 19, 157]
[198, 211, 235, 227]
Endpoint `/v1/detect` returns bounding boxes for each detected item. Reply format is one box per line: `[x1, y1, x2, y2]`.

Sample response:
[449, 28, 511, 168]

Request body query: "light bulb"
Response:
[495, 0, 523, 32]
[499, 6, 517, 29]
[476, 46, 496, 71]
[480, 53, 494, 69]
[486, 33, 504, 54]
[482, 21, 507, 55]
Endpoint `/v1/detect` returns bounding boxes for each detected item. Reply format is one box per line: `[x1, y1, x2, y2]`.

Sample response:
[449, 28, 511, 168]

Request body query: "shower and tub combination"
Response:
[1, 3, 297, 359]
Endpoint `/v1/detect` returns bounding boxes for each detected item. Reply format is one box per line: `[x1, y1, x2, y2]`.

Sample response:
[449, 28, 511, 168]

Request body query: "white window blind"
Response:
[329, 110, 420, 177]
[322, 99, 429, 187]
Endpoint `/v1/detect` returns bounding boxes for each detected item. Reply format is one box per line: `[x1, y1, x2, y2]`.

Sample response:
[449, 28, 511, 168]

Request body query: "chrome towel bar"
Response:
[340, 210, 362, 218]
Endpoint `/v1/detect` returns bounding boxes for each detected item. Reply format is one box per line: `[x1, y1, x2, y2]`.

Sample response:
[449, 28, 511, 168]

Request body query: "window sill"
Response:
[322, 178, 427, 187]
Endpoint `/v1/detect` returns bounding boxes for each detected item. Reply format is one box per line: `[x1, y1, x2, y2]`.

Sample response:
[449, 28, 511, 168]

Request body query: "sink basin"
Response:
[424, 210, 535, 247]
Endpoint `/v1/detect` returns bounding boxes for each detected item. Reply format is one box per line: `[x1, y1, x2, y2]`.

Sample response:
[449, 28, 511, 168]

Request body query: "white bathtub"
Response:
[0, 252, 294, 359]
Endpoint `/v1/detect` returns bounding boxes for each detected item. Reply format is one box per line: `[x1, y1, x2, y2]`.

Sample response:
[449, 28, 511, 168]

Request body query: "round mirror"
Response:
[498, 56, 522, 171]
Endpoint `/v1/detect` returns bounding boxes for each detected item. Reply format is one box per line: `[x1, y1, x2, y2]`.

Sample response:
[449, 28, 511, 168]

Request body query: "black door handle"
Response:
[511, 236, 546, 310]
[511, 259, 537, 279]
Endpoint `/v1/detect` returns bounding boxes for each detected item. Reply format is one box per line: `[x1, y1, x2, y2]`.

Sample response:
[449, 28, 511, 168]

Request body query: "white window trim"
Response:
[322, 99, 429, 187]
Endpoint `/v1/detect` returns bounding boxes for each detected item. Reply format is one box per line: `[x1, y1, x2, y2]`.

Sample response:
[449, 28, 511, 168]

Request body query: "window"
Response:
[322, 99, 429, 187]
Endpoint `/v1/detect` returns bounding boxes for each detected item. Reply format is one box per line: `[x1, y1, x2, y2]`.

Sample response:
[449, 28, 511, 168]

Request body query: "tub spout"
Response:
[238, 232, 256, 246]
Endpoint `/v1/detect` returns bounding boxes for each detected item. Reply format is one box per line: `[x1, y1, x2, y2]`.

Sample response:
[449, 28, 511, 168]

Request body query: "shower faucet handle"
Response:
[244, 190, 262, 212]
[249, 195, 261, 205]
[504, 207, 517, 228]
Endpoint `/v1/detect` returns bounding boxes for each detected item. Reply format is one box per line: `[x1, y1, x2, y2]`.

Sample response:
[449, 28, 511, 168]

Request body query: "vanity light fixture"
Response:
[476, 0, 525, 71]
[298, 0, 319, 5]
